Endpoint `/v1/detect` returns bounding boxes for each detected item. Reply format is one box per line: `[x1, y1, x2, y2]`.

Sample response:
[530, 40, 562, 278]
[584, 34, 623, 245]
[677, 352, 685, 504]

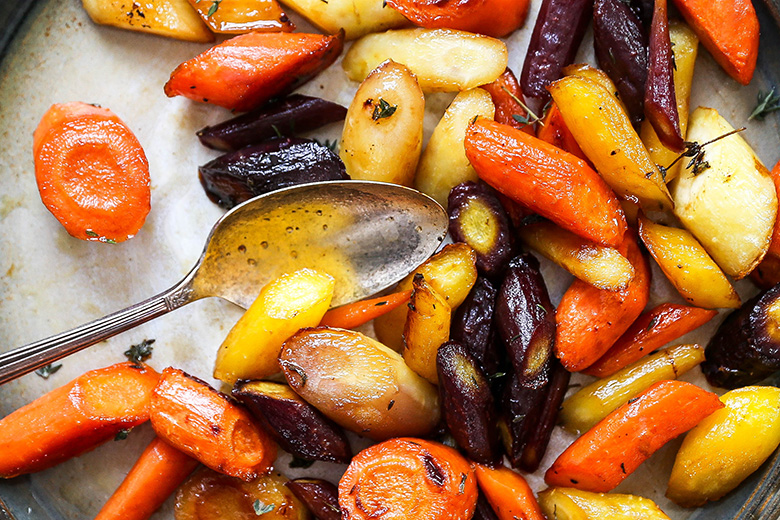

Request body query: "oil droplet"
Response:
[238, 245, 246, 253]
[290, 251, 298, 259]
[322, 224, 328, 231]
[286, 226, 294, 234]
[247, 258, 257, 266]
[260, 241, 269, 249]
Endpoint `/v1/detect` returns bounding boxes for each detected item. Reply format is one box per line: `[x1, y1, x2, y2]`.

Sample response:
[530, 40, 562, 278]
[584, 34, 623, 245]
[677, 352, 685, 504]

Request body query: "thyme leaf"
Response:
[35, 363, 62, 379]
[659, 127, 746, 177]
[124, 338, 155, 367]
[501, 86, 544, 128]
[371, 98, 397, 120]
[749, 87, 780, 121]
[253, 500, 275, 515]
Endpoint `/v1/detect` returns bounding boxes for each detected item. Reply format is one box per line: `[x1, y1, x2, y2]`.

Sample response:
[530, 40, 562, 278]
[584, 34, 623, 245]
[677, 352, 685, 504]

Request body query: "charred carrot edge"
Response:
[95, 437, 199, 520]
[766, 161, 780, 258]
[545, 380, 723, 492]
[149, 367, 276, 481]
[554, 232, 650, 371]
[481, 69, 535, 134]
[164, 31, 344, 112]
[0, 362, 160, 478]
[671, 0, 758, 85]
[584, 303, 717, 377]
[338, 438, 478, 520]
[465, 118, 626, 248]
[319, 290, 413, 329]
[474, 464, 546, 520]
[33, 101, 151, 243]
[384, 0, 529, 38]
[535, 102, 588, 162]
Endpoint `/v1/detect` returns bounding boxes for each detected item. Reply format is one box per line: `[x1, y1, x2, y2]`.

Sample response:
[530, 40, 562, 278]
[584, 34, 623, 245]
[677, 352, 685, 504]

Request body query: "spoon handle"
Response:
[0, 279, 195, 385]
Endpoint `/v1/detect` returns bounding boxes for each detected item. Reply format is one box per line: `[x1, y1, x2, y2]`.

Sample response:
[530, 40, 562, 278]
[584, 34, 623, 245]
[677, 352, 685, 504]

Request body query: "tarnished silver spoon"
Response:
[0, 180, 447, 384]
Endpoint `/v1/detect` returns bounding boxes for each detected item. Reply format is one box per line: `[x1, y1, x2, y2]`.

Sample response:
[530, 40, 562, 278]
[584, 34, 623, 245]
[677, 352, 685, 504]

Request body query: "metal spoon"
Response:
[0, 180, 447, 384]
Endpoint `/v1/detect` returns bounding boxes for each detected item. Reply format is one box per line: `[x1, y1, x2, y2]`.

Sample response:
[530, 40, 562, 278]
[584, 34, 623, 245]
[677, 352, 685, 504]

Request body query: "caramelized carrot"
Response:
[584, 303, 717, 377]
[671, 0, 758, 85]
[535, 102, 588, 162]
[95, 437, 199, 520]
[149, 367, 276, 481]
[0, 362, 159, 478]
[385, 0, 529, 38]
[465, 118, 626, 248]
[33, 101, 151, 243]
[555, 232, 650, 371]
[481, 68, 535, 134]
[319, 290, 412, 329]
[164, 31, 344, 111]
[766, 161, 780, 258]
[474, 464, 545, 520]
[338, 438, 478, 520]
[545, 380, 723, 492]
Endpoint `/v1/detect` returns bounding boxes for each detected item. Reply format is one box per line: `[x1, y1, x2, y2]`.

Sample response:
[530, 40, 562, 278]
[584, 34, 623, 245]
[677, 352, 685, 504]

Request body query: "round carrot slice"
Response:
[338, 437, 477, 520]
[33, 101, 151, 243]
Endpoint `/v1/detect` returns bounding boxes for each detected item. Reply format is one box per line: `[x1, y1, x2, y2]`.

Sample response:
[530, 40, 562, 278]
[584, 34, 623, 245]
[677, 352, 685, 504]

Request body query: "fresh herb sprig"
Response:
[749, 87, 780, 121]
[502, 86, 546, 128]
[658, 127, 746, 177]
[124, 338, 155, 367]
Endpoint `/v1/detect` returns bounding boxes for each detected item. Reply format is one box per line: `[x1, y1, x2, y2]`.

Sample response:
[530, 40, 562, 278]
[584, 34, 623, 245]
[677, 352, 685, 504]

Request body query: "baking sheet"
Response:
[1, 0, 780, 518]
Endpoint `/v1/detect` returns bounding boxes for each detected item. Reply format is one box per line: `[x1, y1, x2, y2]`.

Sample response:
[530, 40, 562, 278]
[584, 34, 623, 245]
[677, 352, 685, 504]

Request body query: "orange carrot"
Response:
[320, 290, 413, 329]
[671, 0, 758, 85]
[338, 438, 478, 520]
[149, 367, 276, 481]
[535, 102, 588, 162]
[95, 436, 199, 520]
[480, 68, 535, 134]
[164, 31, 344, 111]
[384, 0, 529, 38]
[465, 118, 627, 248]
[545, 380, 723, 492]
[555, 232, 650, 371]
[0, 362, 160, 478]
[750, 252, 780, 290]
[766, 161, 780, 258]
[474, 464, 545, 520]
[33, 101, 151, 243]
[584, 303, 717, 377]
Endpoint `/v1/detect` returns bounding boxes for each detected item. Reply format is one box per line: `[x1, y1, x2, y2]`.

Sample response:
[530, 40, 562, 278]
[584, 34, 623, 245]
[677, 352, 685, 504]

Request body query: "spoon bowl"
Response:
[0, 180, 447, 384]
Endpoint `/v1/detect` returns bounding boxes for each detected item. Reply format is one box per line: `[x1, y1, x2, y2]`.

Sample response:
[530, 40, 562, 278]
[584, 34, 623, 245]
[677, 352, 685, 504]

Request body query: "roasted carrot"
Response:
[164, 31, 344, 111]
[555, 232, 650, 371]
[465, 118, 627, 248]
[766, 161, 780, 258]
[481, 68, 535, 134]
[584, 303, 717, 377]
[319, 289, 412, 329]
[338, 437, 478, 520]
[671, 0, 758, 85]
[149, 367, 276, 481]
[0, 362, 159, 478]
[750, 252, 780, 290]
[535, 102, 588, 162]
[545, 380, 723, 492]
[95, 436, 199, 520]
[33, 101, 151, 243]
[385, 0, 528, 38]
[474, 464, 545, 520]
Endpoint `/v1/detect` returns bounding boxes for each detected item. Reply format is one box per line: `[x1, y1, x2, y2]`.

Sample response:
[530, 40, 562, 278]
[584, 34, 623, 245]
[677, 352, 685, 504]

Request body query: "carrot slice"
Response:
[545, 380, 723, 492]
[33, 101, 151, 243]
[385, 0, 529, 38]
[465, 118, 626, 247]
[164, 31, 344, 111]
[474, 464, 545, 520]
[0, 362, 160, 478]
[149, 367, 276, 481]
[535, 102, 588, 162]
[480, 68, 535, 134]
[95, 436, 199, 520]
[555, 232, 650, 371]
[338, 438, 478, 520]
[584, 303, 717, 377]
[766, 161, 780, 258]
[319, 290, 413, 329]
[671, 0, 758, 85]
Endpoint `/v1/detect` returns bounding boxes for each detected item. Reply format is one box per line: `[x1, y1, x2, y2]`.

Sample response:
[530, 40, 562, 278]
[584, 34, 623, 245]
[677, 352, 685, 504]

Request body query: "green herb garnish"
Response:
[124, 339, 155, 367]
[502, 86, 545, 128]
[371, 98, 397, 121]
[749, 87, 780, 121]
[253, 500, 275, 515]
[35, 363, 62, 379]
[206, 0, 222, 16]
[658, 127, 746, 177]
[114, 428, 131, 441]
